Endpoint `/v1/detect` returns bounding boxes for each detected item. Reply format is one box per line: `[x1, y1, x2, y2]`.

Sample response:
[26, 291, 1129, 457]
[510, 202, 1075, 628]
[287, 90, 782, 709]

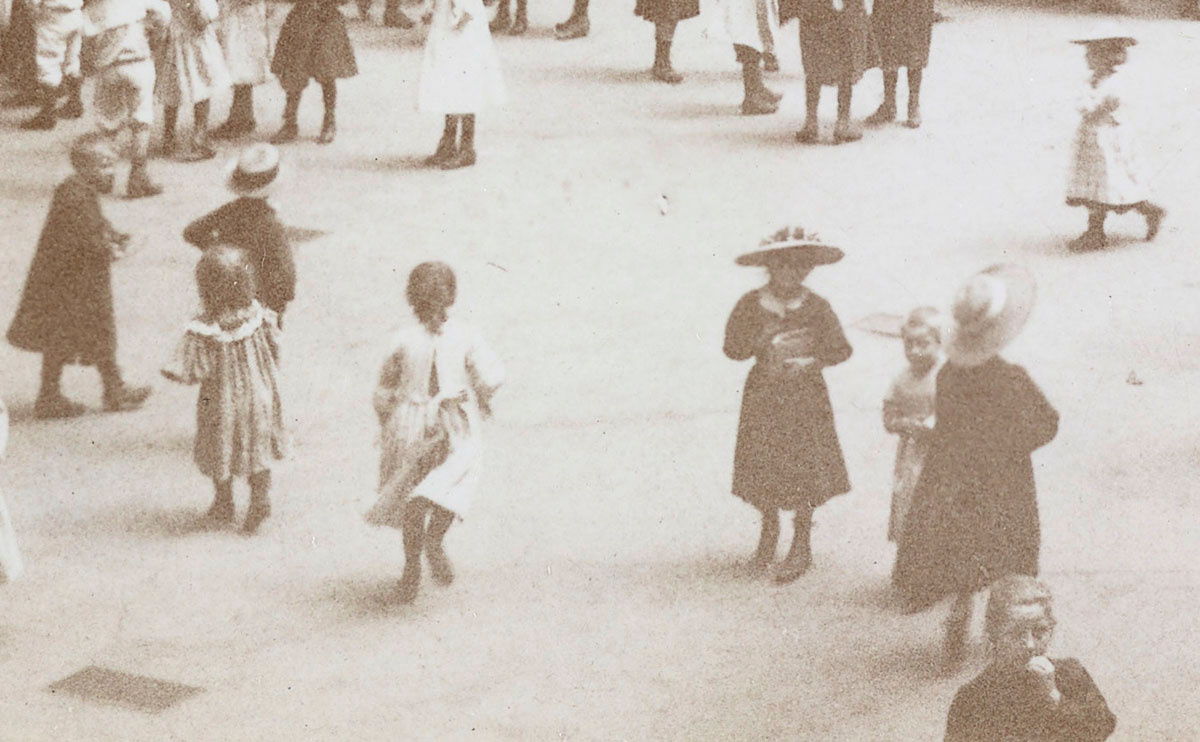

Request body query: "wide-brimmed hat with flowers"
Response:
[1071, 19, 1137, 46]
[736, 226, 844, 267]
[946, 263, 1037, 367]
[226, 143, 281, 198]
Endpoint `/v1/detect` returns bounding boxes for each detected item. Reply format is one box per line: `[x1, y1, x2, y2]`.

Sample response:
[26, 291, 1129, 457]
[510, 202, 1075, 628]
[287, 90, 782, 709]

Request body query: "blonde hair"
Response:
[901, 306, 944, 344]
[984, 575, 1056, 639]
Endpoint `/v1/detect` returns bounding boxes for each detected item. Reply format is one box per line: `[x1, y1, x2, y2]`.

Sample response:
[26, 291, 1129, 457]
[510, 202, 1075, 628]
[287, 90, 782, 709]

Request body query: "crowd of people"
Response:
[0, 0, 1174, 738]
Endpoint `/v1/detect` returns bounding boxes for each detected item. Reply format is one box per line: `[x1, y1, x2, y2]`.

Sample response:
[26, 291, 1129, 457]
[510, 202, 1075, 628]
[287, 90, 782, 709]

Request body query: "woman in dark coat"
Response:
[893, 264, 1059, 668]
[866, 0, 934, 128]
[635, 0, 700, 84]
[7, 134, 150, 418]
[269, 0, 357, 144]
[724, 226, 852, 584]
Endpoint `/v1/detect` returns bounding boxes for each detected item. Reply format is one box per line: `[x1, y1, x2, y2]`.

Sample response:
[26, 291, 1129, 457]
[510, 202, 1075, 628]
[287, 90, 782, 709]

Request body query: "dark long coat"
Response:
[634, 0, 700, 24]
[270, 0, 357, 92]
[7, 176, 120, 365]
[893, 358, 1059, 609]
[945, 658, 1117, 742]
[724, 287, 852, 511]
[871, 0, 934, 70]
[781, 0, 877, 86]
[183, 197, 297, 317]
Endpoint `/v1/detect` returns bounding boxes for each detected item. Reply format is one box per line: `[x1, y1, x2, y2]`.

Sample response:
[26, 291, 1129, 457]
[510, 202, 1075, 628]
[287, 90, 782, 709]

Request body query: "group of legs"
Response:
[208, 470, 273, 534]
[36, 351, 150, 419]
[1069, 198, 1165, 252]
[750, 502, 813, 584]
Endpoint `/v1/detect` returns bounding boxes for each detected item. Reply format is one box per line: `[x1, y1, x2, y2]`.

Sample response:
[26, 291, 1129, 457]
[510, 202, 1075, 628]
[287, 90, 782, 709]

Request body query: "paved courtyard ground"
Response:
[1, 0, 1198, 738]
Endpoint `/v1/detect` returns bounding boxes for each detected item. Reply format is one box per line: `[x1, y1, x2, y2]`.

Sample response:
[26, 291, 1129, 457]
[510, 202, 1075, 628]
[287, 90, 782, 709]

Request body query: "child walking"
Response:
[865, 0, 933, 128]
[882, 306, 941, 545]
[419, 0, 505, 169]
[270, 0, 357, 144]
[366, 262, 504, 603]
[162, 246, 288, 533]
[0, 396, 25, 584]
[156, 0, 230, 160]
[946, 575, 1117, 741]
[892, 264, 1059, 670]
[723, 226, 853, 584]
[1066, 21, 1164, 252]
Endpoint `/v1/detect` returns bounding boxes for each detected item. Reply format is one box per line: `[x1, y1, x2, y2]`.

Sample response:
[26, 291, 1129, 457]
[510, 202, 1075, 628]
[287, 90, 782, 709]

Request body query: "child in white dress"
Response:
[1066, 21, 1164, 252]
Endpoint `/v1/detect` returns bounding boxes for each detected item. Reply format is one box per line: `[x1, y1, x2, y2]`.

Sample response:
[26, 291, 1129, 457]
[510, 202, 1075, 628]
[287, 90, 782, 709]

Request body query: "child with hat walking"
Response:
[892, 264, 1059, 670]
[723, 226, 853, 583]
[183, 143, 297, 324]
[269, 0, 357, 144]
[419, 0, 505, 169]
[1066, 21, 1164, 251]
[945, 575, 1117, 740]
[162, 246, 288, 533]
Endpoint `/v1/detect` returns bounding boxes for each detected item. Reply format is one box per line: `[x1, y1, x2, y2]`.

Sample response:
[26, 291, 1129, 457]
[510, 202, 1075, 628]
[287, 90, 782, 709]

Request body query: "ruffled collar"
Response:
[758, 287, 809, 317]
[186, 302, 267, 342]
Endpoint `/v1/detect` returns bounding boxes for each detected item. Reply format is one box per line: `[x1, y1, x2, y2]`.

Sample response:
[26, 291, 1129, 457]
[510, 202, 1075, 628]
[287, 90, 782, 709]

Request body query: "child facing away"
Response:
[945, 575, 1116, 741]
[0, 396, 25, 584]
[882, 306, 942, 544]
[162, 246, 288, 534]
[366, 262, 504, 604]
[1066, 21, 1164, 252]
[270, 0, 357, 144]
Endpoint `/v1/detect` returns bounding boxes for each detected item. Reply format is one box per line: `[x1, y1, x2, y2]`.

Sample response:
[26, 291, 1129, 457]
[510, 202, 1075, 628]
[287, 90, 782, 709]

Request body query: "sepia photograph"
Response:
[0, 0, 1197, 737]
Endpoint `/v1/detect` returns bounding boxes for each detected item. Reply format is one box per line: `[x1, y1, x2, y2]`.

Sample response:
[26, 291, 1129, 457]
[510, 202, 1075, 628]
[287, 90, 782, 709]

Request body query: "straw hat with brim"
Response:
[736, 226, 844, 267]
[1071, 20, 1137, 46]
[226, 143, 281, 198]
[946, 263, 1037, 367]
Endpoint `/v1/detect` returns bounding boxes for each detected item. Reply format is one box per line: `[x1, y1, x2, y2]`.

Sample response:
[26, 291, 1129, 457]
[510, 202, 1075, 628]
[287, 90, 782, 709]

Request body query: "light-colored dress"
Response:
[367, 318, 503, 526]
[703, 0, 779, 55]
[417, 0, 505, 114]
[156, 0, 230, 106]
[882, 360, 939, 542]
[0, 397, 24, 584]
[162, 302, 288, 481]
[217, 0, 272, 86]
[1067, 73, 1151, 207]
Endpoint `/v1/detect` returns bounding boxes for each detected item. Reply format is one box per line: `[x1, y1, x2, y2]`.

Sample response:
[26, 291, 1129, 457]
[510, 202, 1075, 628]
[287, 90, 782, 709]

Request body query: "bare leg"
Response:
[775, 504, 813, 583]
[833, 82, 861, 142]
[905, 68, 923, 128]
[398, 498, 429, 602]
[425, 505, 455, 585]
[748, 507, 780, 575]
[208, 478, 234, 522]
[796, 80, 820, 142]
[318, 81, 336, 144]
[866, 69, 898, 124]
[243, 470, 272, 533]
[651, 20, 682, 84]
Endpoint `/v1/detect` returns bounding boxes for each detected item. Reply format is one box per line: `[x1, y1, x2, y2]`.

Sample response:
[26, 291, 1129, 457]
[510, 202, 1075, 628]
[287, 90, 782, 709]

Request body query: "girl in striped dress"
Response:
[1066, 22, 1164, 252]
[162, 246, 288, 534]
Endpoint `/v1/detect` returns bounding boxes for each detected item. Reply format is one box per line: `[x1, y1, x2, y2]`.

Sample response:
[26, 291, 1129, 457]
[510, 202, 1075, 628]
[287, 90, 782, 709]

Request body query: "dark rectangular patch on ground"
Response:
[852, 312, 904, 338]
[47, 666, 203, 714]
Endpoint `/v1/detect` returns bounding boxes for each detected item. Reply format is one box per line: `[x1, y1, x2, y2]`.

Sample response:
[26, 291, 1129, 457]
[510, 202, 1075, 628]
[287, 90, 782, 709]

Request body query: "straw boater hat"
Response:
[1071, 19, 1137, 46]
[226, 143, 281, 198]
[736, 226, 844, 267]
[946, 264, 1037, 367]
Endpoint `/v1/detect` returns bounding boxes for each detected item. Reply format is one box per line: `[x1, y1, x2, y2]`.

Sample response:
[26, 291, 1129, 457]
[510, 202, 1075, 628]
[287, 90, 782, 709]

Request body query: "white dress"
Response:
[0, 398, 24, 584]
[217, 0, 272, 86]
[156, 0, 230, 106]
[417, 0, 505, 114]
[367, 318, 503, 524]
[1067, 73, 1152, 207]
[703, 0, 779, 55]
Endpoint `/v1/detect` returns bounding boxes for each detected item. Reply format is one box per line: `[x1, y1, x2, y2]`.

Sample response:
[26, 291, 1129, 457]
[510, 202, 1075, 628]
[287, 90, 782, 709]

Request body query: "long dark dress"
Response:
[634, 0, 700, 24]
[945, 658, 1116, 742]
[183, 197, 297, 317]
[781, 0, 877, 86]
[893, 358, 1059, 609]
[271, 0, 357, 91]
[7, 176, 120, 366]
[724, 287, 853, 511]
[870, 0, 934, 70]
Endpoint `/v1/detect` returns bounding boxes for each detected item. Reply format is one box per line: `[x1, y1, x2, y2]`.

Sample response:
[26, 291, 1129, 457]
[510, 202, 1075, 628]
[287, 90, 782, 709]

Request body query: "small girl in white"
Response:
[1066, 21, 1165, 252]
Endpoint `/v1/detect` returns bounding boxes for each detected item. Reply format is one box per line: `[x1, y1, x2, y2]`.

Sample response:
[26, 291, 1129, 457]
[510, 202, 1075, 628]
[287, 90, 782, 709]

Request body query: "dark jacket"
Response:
[8, 176, 121, 365]
[183, 197, 297, 316]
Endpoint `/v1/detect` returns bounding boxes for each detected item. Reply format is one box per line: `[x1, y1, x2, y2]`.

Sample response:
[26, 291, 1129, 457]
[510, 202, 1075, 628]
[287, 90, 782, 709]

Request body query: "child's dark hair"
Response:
[406, 261, 456, 325]
[196, 246, 257, 319]
[984, 575, 1056, 639]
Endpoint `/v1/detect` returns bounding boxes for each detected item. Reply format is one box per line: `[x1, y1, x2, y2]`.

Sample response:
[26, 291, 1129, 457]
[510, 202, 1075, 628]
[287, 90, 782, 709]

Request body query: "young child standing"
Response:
[945, 575, 1117, 741]
[723, 226, 853, 584]
[882, 306, 941, 544]
[0, 396, 25, 584]
[865, 0, 933, 128]
[162, 246, 287, 533]
[367, 262, 504, 603]
[1066, 21, 1164, 252]
[419, 0, 505, 169]
[210, 0, 274, 139]
[892, 264, 1059, 669]
[156, 0, 230, 160]
[270, 0, 357, 144]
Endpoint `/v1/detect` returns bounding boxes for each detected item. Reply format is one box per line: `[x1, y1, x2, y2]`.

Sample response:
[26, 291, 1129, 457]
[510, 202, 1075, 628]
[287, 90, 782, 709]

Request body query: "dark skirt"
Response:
[0, 0, 36, 91]
[271, 0, 358, 91]
[789, 0, 877, 86]
[634, 0, 701, 24]
[871, 0, 933, 70]
[732, 365, 851, 511]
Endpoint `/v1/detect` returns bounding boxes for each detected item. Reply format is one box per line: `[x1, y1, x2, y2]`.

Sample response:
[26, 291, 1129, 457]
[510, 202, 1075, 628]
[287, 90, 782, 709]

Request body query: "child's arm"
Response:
[996, 366, 1059, 453]
[373, 350, 405, 425]
[811, 299, 853, 368]
[182, 205, 228, 248]
[723, 293, 770, 362]
[1041, 659, 1117, 740]
[465, 328, 504, 420]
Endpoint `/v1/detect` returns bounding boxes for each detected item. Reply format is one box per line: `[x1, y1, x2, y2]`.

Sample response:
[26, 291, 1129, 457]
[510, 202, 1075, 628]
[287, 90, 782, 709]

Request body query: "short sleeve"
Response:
[161, 332, 211, 385]
[465, 327, 504, 396]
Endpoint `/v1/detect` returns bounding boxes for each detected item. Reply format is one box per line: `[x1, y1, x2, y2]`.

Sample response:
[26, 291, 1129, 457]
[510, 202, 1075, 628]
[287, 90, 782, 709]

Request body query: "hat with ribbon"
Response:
[945, 263, 1037, 367]
[226, 143, 281, 198]
[736, 226, 844, 267]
